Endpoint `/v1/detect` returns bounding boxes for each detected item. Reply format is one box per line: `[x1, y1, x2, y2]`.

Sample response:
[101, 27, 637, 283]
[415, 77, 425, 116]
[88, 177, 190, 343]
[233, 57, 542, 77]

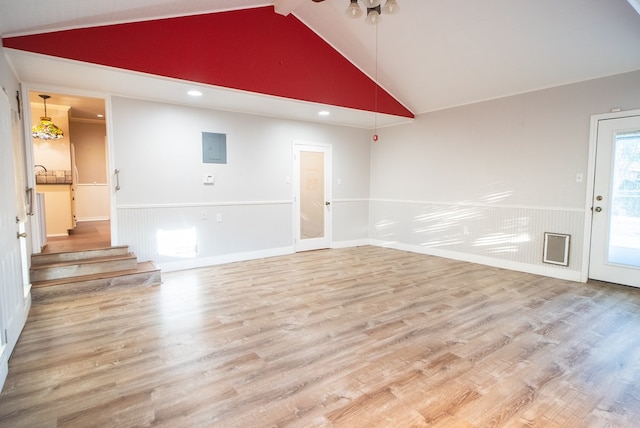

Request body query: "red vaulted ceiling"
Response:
[3, 6, 413, 119]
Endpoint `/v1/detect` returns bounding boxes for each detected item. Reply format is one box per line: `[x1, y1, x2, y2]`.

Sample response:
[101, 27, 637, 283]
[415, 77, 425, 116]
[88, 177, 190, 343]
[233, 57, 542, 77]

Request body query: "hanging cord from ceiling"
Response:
[373, 19, 379, 142]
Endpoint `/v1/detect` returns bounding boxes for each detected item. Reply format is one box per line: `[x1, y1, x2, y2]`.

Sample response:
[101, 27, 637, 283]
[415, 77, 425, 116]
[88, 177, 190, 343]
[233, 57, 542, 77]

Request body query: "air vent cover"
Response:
[543, 232, 570, 266]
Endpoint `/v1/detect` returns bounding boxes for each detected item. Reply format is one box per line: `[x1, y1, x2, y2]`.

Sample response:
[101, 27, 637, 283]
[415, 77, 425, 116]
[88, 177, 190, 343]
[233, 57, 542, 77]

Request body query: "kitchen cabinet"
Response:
[36, 184, 73, 236]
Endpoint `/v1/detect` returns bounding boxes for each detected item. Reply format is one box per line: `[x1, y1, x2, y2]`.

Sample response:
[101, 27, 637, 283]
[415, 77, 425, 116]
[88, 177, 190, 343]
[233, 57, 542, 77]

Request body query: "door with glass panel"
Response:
[293, 143, 331, 252]
[589, 114, 640, 287]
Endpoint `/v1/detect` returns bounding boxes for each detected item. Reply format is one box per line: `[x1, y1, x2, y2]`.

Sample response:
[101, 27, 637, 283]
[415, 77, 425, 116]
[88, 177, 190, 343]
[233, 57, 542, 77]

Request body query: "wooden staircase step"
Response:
[31, 261, 162, 302]
[31, 245, 130, 266]
[30, 252, 139, 282]
[29, 244, 162, 301]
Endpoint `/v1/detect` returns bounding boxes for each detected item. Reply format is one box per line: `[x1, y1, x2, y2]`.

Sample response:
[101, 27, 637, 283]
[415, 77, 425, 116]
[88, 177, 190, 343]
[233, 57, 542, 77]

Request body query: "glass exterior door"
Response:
[590, 115, 640, 287]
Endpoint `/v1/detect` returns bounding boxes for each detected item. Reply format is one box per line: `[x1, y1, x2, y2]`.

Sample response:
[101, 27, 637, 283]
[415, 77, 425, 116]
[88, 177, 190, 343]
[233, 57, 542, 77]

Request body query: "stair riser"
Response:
[32, 247, 129, 266]
[31, 258, 139, 282]
[32, 270, 162, 302]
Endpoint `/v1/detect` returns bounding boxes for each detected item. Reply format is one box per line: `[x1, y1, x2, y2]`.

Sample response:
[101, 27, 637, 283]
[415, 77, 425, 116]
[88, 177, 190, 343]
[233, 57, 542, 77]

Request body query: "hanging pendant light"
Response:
[346, 0, 364, 18]
[32, 94, 63, 140]
[382, 0, 400, 14]
[365, 6, 382, 25]
[344, 0, 400, 23]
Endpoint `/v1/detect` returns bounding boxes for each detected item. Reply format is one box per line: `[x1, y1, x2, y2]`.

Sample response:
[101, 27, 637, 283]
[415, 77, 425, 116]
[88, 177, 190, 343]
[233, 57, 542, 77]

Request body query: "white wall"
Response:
[111, 71, 640, 278]
[110, 97, 371, 270]
[370, 70, 640, 280]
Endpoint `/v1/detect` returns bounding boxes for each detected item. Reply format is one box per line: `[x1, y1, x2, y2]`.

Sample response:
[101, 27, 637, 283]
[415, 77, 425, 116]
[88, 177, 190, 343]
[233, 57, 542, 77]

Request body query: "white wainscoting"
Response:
[116, 199, 581, 280]
[369, 199, 585, 281]
[75, 183, 110, 221]
[117, 201, 295, 271]
[331, 198, 370, 248]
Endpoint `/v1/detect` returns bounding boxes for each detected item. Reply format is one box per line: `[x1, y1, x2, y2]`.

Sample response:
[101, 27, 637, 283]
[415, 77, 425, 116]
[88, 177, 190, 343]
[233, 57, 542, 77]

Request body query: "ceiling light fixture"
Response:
[314, 0, 400, 139]
[32, 94, 63, 140]
[345, 0, 399, 24]
[187, 90, 203, 96]
[318, 110, 330, 116]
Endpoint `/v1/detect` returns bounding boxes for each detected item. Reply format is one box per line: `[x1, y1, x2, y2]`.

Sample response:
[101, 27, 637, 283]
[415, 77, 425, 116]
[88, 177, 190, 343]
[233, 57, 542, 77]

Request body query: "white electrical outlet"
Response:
[204, 174, 215, 185]
[216, 213, 222, 222]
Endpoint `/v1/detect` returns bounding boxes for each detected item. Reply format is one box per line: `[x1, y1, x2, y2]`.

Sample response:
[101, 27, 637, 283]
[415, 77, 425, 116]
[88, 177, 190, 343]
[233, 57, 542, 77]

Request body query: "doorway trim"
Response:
[20, 83, 115, 252]
[581, 108, 640, 282]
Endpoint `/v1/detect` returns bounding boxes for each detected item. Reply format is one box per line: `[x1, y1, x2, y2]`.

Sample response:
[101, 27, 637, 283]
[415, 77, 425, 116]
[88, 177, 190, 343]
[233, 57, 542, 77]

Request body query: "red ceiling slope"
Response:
[3, 6, 413, 118]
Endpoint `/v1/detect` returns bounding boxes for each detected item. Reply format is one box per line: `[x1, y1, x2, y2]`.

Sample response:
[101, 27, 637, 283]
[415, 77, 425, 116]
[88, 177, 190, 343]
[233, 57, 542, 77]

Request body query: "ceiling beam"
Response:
[273, 0, 307, 16]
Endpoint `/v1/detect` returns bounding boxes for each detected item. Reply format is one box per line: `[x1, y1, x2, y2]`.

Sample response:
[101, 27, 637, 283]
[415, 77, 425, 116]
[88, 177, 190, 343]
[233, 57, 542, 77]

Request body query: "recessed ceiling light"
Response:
[318, 110, 330, 116]
[188, 90, 203, 97]
[97, 114, 104, 118]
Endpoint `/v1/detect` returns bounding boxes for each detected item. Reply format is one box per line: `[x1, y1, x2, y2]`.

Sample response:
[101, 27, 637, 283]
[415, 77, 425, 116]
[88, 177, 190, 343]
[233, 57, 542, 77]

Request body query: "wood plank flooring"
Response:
[2, 246, 640, 427]
[42, 220, 111, 253]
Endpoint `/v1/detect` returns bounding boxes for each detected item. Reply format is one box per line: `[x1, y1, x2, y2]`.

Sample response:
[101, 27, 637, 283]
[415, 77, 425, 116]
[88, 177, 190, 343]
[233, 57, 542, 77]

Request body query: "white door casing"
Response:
[588, 112, 640, 288]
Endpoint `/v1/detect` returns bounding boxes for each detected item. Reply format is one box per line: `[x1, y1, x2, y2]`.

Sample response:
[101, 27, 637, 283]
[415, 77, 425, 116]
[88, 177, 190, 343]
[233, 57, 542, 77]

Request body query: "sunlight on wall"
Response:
[374, 218, 398, 242]
[157, 227, 198, 258]
[470, 215, 531, 254]
[473, 233, 531, 254]
[481, 191, 513, 204]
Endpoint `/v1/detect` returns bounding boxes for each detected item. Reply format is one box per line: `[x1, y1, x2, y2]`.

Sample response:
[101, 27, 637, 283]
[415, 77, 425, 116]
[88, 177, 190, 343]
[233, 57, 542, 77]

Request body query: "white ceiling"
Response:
[3, 0, 640, 128]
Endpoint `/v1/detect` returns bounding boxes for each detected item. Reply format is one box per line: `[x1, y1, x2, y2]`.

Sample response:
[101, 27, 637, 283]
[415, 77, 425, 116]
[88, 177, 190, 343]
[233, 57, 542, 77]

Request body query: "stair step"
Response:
[30, 252, 138, 282]
[31, 261, 162, 301]
[31, 245, 130, 266]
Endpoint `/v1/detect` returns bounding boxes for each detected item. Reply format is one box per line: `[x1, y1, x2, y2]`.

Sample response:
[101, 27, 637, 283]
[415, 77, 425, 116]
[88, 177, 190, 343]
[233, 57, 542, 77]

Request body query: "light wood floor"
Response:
[42, 220, 111, 253]
[2, 246, 640, 427]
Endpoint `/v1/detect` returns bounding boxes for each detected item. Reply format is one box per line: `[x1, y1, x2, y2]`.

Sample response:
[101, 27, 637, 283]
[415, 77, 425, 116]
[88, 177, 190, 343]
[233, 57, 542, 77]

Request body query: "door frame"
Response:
[292, 141, 332, 252]
[581, 108, 640, 282]
[20, 84, 116, 251]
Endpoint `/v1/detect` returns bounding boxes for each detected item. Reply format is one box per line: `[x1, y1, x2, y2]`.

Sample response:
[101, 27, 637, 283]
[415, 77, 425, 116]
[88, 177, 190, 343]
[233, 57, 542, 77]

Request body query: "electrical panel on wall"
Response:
[202, 132, 227, 164]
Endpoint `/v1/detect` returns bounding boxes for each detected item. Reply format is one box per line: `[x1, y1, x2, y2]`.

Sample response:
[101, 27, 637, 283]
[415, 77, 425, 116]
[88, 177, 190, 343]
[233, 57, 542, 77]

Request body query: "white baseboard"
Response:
[158, 246, 295, 272]
[369, 240, 583, 282]
[158, 239, 582, 282]
[0, 357, 7, 394]
[332, 239, 370, 249]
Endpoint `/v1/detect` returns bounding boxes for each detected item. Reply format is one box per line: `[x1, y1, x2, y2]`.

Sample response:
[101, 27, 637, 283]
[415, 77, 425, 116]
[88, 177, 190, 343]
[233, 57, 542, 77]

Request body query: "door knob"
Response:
[325, 201, 331, 206]
[596, 195, 603, 201]
[17, 232, 27, 239]
[594, 207, 602, 212]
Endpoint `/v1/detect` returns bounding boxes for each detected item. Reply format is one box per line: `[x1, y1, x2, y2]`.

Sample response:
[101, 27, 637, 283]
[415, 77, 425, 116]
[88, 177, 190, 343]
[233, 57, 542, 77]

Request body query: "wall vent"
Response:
[543, 232, 570, 266]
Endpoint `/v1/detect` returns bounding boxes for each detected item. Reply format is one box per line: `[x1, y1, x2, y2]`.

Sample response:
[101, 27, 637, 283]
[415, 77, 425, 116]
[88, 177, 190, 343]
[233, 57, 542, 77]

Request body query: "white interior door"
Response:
[589, 114, 640, 287]
[0, 88, 27, 387]
[12, 96, 31, 297]
[293, 143, 332, 252]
